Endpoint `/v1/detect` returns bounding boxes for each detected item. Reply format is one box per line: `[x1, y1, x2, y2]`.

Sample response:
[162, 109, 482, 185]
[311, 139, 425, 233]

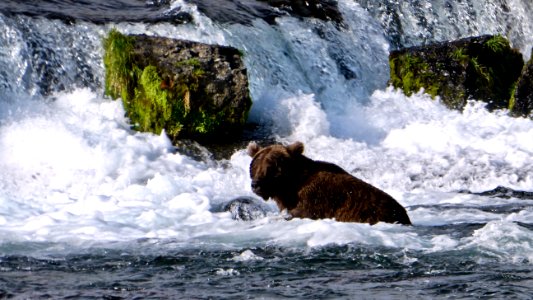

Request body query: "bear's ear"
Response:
[247, 142, 261, 157]
[287, 141, 304, 156]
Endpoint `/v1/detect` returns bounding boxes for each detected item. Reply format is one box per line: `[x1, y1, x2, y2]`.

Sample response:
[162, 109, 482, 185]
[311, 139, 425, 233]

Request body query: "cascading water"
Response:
[0, 16, 103, 97]
[0, 0, 532, 298]
[357, 0, 533, 58]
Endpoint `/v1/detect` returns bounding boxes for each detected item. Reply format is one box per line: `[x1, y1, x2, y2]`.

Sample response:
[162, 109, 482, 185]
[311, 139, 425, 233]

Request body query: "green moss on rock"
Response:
[128, 66, 183, 139]
[390, 54, 439, 98]
[485, 34, 508, 54]
[103, 29, 135, 102]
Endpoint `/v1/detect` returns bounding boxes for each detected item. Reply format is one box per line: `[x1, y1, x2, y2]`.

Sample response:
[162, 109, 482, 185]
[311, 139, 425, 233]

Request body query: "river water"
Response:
[0, 0, 532, 298]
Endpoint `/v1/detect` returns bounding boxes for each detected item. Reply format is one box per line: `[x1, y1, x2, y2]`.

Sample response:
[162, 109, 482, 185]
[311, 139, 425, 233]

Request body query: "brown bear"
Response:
[247, 141, 411, 225]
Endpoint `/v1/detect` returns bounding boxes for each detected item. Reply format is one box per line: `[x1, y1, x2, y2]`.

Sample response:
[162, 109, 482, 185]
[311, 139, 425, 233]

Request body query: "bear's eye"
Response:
[266, 163, 284, 176]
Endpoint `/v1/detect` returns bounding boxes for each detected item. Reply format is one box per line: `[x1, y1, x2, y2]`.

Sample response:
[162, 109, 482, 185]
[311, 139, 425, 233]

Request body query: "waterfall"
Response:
[356, 0, 533, 58]
[1, 0, 532, 104]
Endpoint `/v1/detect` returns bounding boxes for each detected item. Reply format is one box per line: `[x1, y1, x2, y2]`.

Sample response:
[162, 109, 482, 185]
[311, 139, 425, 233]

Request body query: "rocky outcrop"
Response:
[2, 1, 192, 25]
[389, 35, 524, 111]
[512, 49, 533, 117]
[186, 0, 343, 26]
[103, 29, 252, 142]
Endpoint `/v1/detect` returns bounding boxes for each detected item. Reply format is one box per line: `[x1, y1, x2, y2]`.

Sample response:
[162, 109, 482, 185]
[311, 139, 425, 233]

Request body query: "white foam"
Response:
[232, 250, 264, 262]
[460, 221, 533, 263]
[0, 81, 532, 266]
[216, 268, 240, 276]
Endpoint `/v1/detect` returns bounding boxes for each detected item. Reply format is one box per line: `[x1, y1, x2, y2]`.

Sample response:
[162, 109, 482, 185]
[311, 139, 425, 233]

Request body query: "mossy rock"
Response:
[511, 48, 533, 117]
[103, 29, 252, 142]
[389, 35, 524, 111]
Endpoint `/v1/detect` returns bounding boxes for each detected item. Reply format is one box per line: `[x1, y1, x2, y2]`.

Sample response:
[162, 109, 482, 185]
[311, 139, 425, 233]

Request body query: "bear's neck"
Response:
[293, 155, 329, 179]
[271, 155, 318, 211]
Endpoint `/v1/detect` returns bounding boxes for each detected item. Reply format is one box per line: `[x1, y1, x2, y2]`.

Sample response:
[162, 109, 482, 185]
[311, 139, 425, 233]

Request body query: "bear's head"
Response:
[247, 141, 304, 201]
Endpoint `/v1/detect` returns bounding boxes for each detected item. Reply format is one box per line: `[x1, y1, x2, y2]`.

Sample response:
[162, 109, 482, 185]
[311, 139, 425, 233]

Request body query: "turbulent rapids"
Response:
[0, 0, 532, 298]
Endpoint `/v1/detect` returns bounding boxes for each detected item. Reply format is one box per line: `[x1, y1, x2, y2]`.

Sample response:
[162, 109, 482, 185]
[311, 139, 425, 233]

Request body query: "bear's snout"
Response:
[251, 180, 269, 200]
[251, 180, 260, 192]
[251, 180, 260, 190]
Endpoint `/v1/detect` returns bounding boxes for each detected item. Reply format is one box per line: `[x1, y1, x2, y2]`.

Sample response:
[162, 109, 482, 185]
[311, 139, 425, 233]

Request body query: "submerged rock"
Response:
[389, 35, 524, 111]
[470, 186, 533, 200]
[220, 196, 269, 221]
[459, 186, 533, 200]
[512, 49, 533, 117]
[103, 29, 252, 142]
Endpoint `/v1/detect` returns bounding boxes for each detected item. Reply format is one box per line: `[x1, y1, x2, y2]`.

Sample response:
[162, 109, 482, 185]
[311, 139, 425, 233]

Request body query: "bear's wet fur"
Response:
[247, 141, 411, 225]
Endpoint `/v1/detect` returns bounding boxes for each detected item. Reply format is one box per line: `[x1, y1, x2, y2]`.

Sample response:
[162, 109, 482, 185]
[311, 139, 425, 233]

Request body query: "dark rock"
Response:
[103, 30, 252, 142]
[389, 35, 524, 111]
[468, 186, 533, 200]
[219, 196, 269, 221]
[186, 0, 343, 26]
[512, 49, 533, 117]
[260, 0, 343, 23]
[0, 0, 193, 25]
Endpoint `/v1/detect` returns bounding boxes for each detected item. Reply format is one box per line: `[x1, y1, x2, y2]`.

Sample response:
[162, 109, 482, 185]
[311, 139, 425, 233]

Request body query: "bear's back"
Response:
[296, 160, 411, 225]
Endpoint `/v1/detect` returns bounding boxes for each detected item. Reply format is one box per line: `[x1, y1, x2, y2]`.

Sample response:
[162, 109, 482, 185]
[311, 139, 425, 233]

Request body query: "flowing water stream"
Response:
[0, 0, 532, 298]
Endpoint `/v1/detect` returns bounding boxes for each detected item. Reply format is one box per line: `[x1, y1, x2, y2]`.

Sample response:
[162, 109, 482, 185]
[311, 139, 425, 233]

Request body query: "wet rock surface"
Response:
[512, 49, 533, 117]
[214, 196, 271, 221]
[186, 0, 343, 25]
[0, 0, 192, 24]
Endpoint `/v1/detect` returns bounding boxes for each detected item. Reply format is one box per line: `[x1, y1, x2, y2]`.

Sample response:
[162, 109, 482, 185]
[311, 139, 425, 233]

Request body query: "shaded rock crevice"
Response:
[512, 49, 533, 117]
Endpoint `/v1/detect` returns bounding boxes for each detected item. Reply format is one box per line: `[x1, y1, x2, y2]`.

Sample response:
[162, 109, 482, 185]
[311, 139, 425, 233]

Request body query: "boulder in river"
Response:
[103, 29, 252, 142]
[389, 35, 524, 111]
